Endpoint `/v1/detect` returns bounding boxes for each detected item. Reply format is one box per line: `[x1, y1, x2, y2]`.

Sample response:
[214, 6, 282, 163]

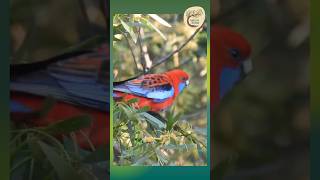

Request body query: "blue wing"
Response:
[113, 74, 174, 101]
[11, 51, 109, 111]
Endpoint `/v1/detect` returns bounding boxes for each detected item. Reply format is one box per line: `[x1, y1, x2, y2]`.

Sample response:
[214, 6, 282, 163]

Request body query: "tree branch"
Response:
[137, 26, 147, 72]
[146, 21, 206, 74]
[120, 30, 140, 73]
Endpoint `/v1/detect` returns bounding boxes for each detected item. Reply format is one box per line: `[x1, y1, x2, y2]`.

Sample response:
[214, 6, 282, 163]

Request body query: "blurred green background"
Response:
[212, 0, 309, 179]
[10, 1, 110, 180]
[10, 0, 108, 64]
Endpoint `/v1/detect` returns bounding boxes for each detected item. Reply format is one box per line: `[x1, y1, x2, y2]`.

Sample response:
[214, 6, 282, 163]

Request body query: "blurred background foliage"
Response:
[112, 14, 208, 166]
[212, 0, 309, 179]
[10, 0, 108, 64]
[10, 0, 109, 179]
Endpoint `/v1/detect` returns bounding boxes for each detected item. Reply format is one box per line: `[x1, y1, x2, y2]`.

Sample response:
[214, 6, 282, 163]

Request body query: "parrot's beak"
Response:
[185, 80, 190, 86]
[240, 59, 253, 78]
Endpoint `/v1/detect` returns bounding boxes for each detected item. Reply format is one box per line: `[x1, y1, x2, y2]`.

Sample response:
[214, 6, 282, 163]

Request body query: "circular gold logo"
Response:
[184, 6, 205, 29]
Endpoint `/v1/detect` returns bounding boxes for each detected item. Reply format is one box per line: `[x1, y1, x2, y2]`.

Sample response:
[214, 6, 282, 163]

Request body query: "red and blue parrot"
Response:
[211, 25, 252, 109]
[113, 69, 189, 112]
[10, 45, 110, 149]
[210, 24, 252, 172]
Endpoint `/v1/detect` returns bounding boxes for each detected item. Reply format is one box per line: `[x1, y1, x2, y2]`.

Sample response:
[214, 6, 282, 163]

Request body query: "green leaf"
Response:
[196, 143, 207, 162]
[127, 121, 135, 146]
[120, 19, 137, 43]
[38, 141, 85, 180]
[42, 115, 92, 135]
[126, 98, 139, 104]
[142, 18, 167, 40]
[155, 148, 169, 165]
[163, 144, 197, 150]
[166, 110, 181, 131]
[136, 106, 150, 113]
[140, 112, 166, 130]
[148, 14, 172, 27]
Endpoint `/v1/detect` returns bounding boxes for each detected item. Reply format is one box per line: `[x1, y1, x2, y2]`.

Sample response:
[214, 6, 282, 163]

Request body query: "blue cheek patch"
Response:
[219, 67, 241, 99]
[178, 83, 186, 93]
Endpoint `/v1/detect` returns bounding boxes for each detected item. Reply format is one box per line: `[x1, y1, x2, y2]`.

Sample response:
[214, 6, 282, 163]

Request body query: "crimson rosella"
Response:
[210, 24, 252, 172]
[10, 45, 110, 150]
[113, 69, 189, 112]
[211, 25, 252, 109]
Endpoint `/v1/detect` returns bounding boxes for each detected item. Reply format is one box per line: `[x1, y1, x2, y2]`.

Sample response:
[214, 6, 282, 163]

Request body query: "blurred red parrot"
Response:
[211, 25, 252, 109]
[10, 45, 110, 150]
[210, 24, 252, 172]
[113, 69, 189, 112]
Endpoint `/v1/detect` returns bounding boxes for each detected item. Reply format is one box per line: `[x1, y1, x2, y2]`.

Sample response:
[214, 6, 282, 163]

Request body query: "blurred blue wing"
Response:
[11, 51, 109, 111]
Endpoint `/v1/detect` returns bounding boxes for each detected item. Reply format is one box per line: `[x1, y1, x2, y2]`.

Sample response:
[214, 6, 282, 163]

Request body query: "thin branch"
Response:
[137, 26, 147, 72]
[120, 30, 140, 73]
[79, 130, 96, 151]
[146, 21, 206, 74]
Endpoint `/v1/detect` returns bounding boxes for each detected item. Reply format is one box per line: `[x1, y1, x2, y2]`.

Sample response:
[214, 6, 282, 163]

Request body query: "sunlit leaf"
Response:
[120, 19, 137, 43]
[148, 14, 172, 27]
[140, 112, 166, 130]
[114, 34, 123, 41]
[142, 18, 167, 40]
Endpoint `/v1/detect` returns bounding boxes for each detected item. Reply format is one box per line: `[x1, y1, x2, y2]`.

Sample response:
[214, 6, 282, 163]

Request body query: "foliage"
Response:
[10, 103, 109, 180]
[10, 0, 108, 64]
[113, 100, 207, 166]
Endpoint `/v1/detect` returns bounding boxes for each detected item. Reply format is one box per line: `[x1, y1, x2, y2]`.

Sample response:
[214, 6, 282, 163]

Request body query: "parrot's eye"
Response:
[180, 77, 187, 81]
[229, 48, 241, 60]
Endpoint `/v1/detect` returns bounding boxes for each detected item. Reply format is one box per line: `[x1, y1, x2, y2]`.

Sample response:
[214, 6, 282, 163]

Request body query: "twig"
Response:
[146, 21, 206, 74]
[79, 130, 96, 151]
[137, 26, 147, 72]
[120, 30, 140, 73]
